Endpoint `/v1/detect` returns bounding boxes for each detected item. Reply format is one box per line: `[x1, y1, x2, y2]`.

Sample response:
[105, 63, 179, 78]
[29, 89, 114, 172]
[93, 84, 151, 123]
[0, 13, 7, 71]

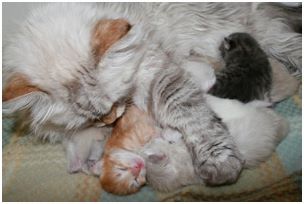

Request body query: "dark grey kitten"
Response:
[208, 32, 272, 103]
[149, 63, 244, 186]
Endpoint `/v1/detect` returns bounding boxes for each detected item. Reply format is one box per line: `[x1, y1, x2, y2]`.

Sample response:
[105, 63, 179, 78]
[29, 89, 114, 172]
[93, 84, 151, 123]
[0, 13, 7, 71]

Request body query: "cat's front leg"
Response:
[150, 66, 244, 185]
[166, 107, 244, 186]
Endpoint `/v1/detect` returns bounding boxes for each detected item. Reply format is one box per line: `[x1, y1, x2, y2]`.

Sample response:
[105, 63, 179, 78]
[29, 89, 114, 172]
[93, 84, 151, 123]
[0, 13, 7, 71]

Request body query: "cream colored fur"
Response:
[3, 2, 299, 143]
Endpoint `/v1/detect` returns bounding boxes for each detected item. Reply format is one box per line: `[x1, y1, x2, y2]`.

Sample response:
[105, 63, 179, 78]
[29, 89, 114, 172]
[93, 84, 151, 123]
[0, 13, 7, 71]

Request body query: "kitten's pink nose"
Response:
[131, 161, 145, 177]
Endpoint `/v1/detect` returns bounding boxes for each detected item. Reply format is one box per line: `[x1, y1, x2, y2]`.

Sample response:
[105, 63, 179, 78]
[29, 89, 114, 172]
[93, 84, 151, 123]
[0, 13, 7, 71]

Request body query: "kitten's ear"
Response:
[223, 37, 231, 50]
[91, 19, 132, 62]
[148, 153, 167, 164]
[3, 73, 47, 115]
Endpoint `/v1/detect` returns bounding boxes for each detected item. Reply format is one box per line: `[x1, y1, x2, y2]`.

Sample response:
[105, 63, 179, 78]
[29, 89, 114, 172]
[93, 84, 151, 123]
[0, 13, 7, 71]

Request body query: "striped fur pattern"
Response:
[149, 64, 244, 185]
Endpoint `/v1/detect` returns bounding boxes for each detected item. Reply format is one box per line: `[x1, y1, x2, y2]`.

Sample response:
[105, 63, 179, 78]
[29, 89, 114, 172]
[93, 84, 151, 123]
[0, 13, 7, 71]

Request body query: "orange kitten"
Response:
[99, 105, 158, 195]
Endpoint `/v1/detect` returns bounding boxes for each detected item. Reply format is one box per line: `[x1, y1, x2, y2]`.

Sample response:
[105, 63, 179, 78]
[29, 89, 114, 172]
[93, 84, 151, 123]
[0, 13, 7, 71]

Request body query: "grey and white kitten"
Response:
[208, 32, 272, 103]
[143, 94, 289, 192]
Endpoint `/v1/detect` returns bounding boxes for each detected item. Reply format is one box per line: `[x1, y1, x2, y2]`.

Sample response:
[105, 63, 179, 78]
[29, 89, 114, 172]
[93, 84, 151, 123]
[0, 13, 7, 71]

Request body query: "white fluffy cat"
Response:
[3, 3, 300, 142]
[2, 3, 299, 180]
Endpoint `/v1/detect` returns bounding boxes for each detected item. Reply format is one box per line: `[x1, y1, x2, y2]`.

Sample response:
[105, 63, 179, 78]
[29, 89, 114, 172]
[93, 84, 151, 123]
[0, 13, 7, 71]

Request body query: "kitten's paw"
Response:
[197, 153, 244, 186]
[77, 160, 100, 175]
[116, 104, 126, 118]
[86, 159, 98, 169]
[89, 160, 103, 176]
[99, 103, 126, 125]
[81, 164, 91, 175]
[67, 157, 82, 174]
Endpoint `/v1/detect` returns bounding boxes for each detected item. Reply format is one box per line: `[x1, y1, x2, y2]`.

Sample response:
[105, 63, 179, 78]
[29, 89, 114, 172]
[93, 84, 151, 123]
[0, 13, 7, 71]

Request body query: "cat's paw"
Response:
[98, 103, 126, 126]
[196, 153, 244, 186]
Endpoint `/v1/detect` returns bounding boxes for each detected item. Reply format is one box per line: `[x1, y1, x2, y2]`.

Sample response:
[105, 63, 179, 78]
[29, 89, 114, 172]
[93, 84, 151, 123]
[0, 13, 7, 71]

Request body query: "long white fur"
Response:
[3, 2, 299, 144]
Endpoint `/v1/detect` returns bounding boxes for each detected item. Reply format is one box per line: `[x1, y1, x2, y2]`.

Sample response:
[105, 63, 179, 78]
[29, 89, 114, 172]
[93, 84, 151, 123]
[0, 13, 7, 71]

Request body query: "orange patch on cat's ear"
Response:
[91, 19, 132, 63]
[3, 73, 42, 102]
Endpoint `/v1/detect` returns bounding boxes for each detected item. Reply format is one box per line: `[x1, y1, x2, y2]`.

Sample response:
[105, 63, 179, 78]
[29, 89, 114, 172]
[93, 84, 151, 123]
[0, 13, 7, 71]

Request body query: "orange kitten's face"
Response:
[100, 149, 146, 195]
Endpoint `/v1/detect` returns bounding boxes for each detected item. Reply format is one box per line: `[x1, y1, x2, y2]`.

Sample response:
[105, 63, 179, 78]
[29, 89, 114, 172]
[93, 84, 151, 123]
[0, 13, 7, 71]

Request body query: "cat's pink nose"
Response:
[131, 161, 144, 177]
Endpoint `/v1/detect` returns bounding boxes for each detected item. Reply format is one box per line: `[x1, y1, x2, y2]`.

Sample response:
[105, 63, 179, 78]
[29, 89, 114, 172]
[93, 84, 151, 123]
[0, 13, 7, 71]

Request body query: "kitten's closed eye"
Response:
[117, 167, 128, 171]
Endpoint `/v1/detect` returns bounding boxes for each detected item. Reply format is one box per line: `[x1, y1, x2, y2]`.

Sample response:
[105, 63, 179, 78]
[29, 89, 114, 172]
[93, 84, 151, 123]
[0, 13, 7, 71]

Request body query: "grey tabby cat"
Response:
[208, 32, 272, 103]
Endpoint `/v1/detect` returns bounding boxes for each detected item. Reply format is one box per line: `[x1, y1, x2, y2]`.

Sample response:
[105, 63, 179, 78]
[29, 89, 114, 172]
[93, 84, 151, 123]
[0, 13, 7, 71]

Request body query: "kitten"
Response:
[63, 103, 125, 174]
[63, 126, 111, 174]
[90, 104, 188, 195]
[98, 105, 158, 195]
[193, 53, 299, 103]
[91, 93, 288, 193]
[208, 32, 273, 103]
[144, 94, 289, 192]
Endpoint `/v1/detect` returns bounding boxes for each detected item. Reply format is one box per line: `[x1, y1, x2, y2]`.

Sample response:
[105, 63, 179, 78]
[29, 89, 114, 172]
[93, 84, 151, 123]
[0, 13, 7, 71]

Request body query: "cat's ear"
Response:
[91, 19, 132, 62]
[3, 73, 43, 102]
[148, 153, 167, 164]
[223, 37, 231, 50]
[3, 73, 47, 114]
